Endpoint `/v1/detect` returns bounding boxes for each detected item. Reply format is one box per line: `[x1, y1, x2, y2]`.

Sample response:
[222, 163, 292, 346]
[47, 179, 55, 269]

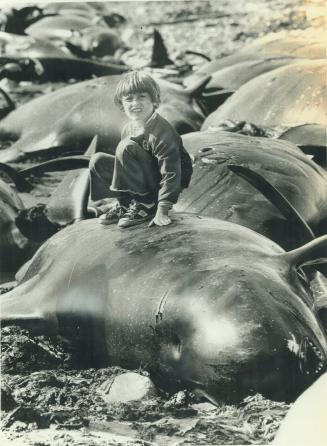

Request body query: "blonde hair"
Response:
[114, 70, 161, 109]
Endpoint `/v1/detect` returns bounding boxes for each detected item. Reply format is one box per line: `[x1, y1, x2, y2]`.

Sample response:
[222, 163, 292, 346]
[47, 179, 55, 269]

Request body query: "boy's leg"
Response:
[89, 152, 115, 202]
[89, 152, 132, 223]
[111, 140, 159, 227]
[110, 140, 160, 199]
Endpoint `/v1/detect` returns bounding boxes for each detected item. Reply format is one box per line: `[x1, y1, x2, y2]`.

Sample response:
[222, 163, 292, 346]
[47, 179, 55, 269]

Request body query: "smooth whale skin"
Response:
[279, 124, 327, 150]
[42, 2, 102, 16]
[1, 215, 326, 402]
[184, 29, 326, 89]
[176, 131, 327, 250]
[279, 124, 327, 167]
[0, 31, 70, 58]
[0, 75, 206, 162]
[202, 57, 298, 92]
[25, 15, 103, 40]
[26, 17, 125, 58]
[202, 60, 327, 130]
[189, 57, 301, 113]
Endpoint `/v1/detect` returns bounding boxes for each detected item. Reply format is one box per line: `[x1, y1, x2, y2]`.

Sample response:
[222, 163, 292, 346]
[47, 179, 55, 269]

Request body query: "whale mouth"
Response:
[298, 337, 326, 376]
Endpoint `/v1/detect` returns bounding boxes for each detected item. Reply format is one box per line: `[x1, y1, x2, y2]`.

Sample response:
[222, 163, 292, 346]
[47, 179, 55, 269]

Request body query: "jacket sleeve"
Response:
[152, 130, 182, 204]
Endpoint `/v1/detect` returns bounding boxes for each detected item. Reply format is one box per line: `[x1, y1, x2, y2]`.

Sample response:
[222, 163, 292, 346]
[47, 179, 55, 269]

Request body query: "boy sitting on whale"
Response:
[89, 70, 192, 228]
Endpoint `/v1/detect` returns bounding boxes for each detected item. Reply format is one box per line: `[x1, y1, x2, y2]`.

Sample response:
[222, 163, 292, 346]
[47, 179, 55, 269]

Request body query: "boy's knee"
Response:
[116, 139, 142, 160]
[89, 152, 110, 172]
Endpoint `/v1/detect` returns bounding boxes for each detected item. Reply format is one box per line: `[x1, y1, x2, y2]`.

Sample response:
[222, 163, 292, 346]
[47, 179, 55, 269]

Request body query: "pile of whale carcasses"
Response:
[0, 0, 326, 415]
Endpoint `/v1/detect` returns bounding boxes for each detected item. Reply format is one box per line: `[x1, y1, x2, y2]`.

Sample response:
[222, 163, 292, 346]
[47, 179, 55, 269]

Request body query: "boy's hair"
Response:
[114, 70, 161, 109]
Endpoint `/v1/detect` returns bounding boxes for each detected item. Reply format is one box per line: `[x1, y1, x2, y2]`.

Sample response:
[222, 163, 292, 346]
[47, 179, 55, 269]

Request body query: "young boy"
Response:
[89, 70, 192, 228]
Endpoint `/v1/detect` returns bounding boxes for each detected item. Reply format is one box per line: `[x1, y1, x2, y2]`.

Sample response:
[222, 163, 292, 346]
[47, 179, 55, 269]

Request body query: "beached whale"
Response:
[177, 131, 327, 250]
[0, 175, 31, 281]
[0, 74, 209, 162]
[184, 29, 326, 89]
[0, 31, 71, 59]
[202, 60, 327, 131]
[0, 55, 129, 83]
[1, 215, 326, 402]
[0, 137, 97, 278]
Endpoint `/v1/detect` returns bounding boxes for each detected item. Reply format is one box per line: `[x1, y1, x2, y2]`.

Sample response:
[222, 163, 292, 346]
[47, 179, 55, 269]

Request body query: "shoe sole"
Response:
[98, 217, 119, 225]
[118, 216, 152, 228]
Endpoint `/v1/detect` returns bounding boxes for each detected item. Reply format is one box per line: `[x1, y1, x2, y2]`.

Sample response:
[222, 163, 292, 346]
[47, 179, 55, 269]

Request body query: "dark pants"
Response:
[89, 139, 160, 205]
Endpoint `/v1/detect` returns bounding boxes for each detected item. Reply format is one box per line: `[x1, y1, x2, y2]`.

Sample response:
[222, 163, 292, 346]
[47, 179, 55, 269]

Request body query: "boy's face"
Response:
[121, 91, 155, 122]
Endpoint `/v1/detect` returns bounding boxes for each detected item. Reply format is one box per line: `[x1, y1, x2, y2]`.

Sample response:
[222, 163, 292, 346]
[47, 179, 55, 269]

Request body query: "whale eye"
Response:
[200, 147, 212, 153]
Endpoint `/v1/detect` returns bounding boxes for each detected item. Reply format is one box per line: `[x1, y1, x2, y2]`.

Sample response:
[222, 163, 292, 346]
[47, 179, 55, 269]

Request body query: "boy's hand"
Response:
[149, 203, 172, 227]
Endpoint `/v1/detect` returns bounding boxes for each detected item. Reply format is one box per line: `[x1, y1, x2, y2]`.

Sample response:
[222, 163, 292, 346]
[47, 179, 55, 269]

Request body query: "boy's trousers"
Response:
[89, 139, 160, 203]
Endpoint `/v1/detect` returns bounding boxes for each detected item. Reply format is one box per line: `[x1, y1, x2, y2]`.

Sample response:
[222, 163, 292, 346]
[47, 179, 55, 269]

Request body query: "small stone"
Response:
[164, 390, 196, 409]
[97, 372, 157, 404]
[11, 421, 28, 432]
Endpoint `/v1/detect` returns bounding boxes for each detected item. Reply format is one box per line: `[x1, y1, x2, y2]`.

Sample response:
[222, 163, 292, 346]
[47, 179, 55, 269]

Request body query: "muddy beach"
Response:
[0, 1, 326, 445]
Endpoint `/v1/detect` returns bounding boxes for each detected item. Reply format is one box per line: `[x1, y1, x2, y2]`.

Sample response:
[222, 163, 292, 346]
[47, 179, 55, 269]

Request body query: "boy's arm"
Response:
[149, 200, 173, 226]
[150, 131, 182, 226]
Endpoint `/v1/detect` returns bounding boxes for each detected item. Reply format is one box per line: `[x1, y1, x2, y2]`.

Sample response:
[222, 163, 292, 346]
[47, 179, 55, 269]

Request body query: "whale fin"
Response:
[202, 88, 234, 98]
[21, 135, 98, 176]
[150, 29, 174, 68]
[0, 136, 99, 193]
[201, 88, 234, 112]
[183, 74, 211, 97]
[22, 156, 91, 176]
[0, 144, 86, 163]
[0, 162, 33, 192]
[46, 136, 102, 225]
[84, 135, 98, 156]
[102, 12, 126, 27]
[228, 164, 315, 244]
[0, 86, 15, 119]
[184, 50, 211, 62]
[64, 41, 93, 59]
[0, 157, 92, 192]
[280, 236, 327, 269]
[202, 88, 234, 102]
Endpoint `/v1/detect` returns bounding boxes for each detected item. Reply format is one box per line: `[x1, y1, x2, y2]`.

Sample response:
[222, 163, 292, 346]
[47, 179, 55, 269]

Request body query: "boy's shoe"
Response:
[98, 202, 128, 225]
[118, 201, 155, 228]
